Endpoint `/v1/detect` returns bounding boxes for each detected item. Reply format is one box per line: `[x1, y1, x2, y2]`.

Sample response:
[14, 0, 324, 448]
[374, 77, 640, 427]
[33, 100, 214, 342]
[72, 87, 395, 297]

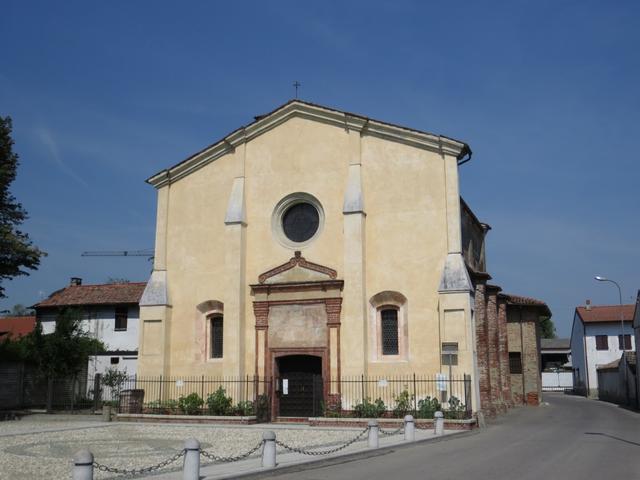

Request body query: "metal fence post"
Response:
[46, 377, 54, 413]
[73, 449, 94, 480]
[404, 415, 415, 442]
[182, 438, 200, 480]
[367, 420, 379, 448]
[262, 431, 276, 468]
[434, 411, 444, 435]
[92, 374, 101, 413]
[464, 373, 472, 414]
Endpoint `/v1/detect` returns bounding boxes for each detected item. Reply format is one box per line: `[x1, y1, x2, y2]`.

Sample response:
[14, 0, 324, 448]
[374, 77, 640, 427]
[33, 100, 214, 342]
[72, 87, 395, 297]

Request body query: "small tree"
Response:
[101, 367, 129, 401]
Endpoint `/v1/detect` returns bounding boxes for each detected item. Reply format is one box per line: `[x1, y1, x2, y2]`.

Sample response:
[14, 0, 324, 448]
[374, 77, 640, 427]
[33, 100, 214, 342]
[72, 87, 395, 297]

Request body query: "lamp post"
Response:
[594, 276, 628, 400]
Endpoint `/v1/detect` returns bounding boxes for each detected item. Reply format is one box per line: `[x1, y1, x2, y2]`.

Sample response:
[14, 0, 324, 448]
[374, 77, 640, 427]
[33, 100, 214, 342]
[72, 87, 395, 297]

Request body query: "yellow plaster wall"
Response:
[139, 114, 471, 382]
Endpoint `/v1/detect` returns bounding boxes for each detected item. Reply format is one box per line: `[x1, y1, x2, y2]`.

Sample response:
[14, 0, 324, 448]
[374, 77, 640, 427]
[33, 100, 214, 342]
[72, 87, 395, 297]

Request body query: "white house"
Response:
[34, 278, 145, 377]
[570, 302, 635, 397]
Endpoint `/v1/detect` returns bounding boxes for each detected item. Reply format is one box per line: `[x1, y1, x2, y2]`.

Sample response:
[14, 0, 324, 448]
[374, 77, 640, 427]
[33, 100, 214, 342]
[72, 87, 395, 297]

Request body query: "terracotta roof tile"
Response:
[35, 283, 146, 308]
[576, 305, 634, 323]
[500, 293, 551, 316]
[0, 316, 36, 338]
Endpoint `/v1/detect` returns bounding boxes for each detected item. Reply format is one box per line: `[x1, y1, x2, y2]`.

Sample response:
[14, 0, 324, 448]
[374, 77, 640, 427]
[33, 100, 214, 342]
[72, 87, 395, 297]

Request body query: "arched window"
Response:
[369, 291, 408, 361]
[196, 300, 224, 362]
[209, 314, 223, 359]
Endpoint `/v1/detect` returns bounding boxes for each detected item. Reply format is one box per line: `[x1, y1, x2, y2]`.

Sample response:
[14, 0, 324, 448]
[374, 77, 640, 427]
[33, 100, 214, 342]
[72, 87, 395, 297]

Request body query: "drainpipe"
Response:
[457, 144, 472, 166]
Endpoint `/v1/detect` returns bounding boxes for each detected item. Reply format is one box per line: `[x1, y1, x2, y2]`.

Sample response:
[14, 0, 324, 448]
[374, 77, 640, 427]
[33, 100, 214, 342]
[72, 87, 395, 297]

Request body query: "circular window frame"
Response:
[272, 193, 324, 249]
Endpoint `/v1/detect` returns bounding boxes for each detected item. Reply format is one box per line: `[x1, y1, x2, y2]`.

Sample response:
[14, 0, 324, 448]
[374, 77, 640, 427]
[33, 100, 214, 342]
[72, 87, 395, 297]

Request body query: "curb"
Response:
[205, 429, 480, 480]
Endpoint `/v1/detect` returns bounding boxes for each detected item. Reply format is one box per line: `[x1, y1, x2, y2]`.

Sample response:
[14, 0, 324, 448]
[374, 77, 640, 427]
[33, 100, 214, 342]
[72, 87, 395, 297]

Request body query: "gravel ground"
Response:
[0, 416, 368, 479]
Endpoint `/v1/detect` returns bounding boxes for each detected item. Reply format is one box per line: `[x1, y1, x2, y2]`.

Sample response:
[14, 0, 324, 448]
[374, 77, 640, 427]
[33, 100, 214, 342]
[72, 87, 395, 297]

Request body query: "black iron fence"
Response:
[109, 375, 272, 420]
[0, 362, 94, 412]
[325, 374, 472, 419]
[1, 364, 472, 420]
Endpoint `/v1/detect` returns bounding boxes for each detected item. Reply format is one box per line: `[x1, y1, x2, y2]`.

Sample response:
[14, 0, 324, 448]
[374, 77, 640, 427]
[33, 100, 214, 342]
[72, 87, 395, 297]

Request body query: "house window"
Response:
[509, 352, 522, 374]
[618, 334, 632, 350]
[115, 307, 128, 331]
[595, 335, 608, 350]
[442, 342, 459, 366]
[210, 315, 223, 359]
[110, 357, 119, 365]
[380, 308, 399, 355]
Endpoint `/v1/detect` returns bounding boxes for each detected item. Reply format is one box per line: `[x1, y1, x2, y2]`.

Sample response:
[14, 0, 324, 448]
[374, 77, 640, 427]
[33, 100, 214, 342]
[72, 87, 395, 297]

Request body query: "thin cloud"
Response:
[35, 127, 89, 188]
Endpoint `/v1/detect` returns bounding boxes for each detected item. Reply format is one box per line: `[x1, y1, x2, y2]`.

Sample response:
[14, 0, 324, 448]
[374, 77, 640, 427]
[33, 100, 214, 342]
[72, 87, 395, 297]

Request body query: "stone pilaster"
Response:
[474, 282, 491, 414]
[487, 288, 502, 413]
[497, 299, 512, 407]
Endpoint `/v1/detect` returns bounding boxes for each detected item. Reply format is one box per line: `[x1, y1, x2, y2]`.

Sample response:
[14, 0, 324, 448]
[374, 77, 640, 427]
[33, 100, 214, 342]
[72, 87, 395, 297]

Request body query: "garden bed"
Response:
[116, 413, 258, 424]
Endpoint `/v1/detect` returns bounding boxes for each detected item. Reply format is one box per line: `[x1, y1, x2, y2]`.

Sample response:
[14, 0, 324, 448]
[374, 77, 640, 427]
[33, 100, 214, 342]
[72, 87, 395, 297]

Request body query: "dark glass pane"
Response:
[596, 335, 608, 350]
[211, 317, 223, 358]
[509, 352, 522, 374]
[381, 309, 399, 355]
[282, 203, 319, 242]
[115, 307, 128, 331]
[619, 335, 632, 350]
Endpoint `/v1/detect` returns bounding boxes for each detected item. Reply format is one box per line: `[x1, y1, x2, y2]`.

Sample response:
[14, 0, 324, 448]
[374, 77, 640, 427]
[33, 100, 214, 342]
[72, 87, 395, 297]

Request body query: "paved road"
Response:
[265, 394, 640, 480]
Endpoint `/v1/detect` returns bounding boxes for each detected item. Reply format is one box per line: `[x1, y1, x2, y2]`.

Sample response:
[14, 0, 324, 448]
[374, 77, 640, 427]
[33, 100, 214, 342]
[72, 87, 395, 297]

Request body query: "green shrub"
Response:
[235, 400, 255, 416]
[255, 394, 270, 422]
[145, 399, 180, 414]
[324, 396, 342, 418]
[444, 396, 467, 419]
[392, 390, 413, 418]
[178, 393, 204, 415]
[206, 387, 233, 415]
[353, 397, 386, 418]
[416, 396, 441, 419]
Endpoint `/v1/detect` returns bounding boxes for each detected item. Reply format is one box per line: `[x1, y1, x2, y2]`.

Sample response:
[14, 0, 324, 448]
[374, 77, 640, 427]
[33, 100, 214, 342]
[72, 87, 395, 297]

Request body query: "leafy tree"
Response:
[0, 116, 45, 298]
[23, 308, 104, 378]
[540, 316, 556, 339]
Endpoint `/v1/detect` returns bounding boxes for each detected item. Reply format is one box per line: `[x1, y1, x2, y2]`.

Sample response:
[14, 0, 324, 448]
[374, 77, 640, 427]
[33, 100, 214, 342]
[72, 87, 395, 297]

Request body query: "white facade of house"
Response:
[571, 311, 635, 397]
[40, 305, 140, 376]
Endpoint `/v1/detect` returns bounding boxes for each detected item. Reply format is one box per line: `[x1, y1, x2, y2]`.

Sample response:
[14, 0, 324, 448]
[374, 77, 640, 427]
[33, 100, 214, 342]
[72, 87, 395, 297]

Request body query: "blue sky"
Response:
[1, 0, 638, 337]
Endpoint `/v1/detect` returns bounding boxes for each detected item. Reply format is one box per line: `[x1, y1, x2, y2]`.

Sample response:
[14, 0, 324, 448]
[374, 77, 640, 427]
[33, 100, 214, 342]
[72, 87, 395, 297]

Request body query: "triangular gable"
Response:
[146, 99, 470, 188]
[258, 251, 337, 284]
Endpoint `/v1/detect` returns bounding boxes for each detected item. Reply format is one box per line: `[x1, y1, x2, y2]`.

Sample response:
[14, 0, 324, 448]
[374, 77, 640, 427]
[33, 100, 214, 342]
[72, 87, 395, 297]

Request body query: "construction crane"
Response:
[81, 249, 154, 259]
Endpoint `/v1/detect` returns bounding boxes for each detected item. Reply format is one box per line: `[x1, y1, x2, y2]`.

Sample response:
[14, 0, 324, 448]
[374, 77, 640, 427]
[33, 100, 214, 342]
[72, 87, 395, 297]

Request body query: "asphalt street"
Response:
[263, 394, 640, 480]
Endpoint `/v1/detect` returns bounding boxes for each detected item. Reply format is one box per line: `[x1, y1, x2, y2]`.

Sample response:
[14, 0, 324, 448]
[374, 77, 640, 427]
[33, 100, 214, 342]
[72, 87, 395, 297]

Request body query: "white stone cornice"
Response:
[147, 101, 468, 189]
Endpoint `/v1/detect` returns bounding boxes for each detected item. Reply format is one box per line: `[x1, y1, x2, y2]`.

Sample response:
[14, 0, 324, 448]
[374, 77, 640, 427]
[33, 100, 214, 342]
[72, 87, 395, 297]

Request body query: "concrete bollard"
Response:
[102, 405, 112, 422]
[262, 431, 276, 468]
[404, 415, 415, 442]
[367, 420, 379, 449]
[73, 449, 94, 480]
[434, 411, 444, 435]
[182, 438, 200, 480]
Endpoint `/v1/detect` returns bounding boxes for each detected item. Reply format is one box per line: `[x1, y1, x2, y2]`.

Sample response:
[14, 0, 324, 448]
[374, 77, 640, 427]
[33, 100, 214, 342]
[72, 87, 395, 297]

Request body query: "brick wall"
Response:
[506, 307, 542, 405]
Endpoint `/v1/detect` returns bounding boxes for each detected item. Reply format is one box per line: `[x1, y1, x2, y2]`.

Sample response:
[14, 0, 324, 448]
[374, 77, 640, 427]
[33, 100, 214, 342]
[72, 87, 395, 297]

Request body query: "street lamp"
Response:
[594, 276, 628, 397]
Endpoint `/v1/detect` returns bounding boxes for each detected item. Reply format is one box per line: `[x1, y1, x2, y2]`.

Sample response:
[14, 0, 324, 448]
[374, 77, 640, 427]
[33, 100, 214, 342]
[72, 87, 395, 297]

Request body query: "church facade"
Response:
[137, 100, 540, 416]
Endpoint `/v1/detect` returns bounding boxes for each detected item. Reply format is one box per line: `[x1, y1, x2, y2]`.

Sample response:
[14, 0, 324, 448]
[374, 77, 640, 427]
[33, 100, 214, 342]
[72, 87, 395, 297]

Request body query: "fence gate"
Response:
[277, 373, 323, 417]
